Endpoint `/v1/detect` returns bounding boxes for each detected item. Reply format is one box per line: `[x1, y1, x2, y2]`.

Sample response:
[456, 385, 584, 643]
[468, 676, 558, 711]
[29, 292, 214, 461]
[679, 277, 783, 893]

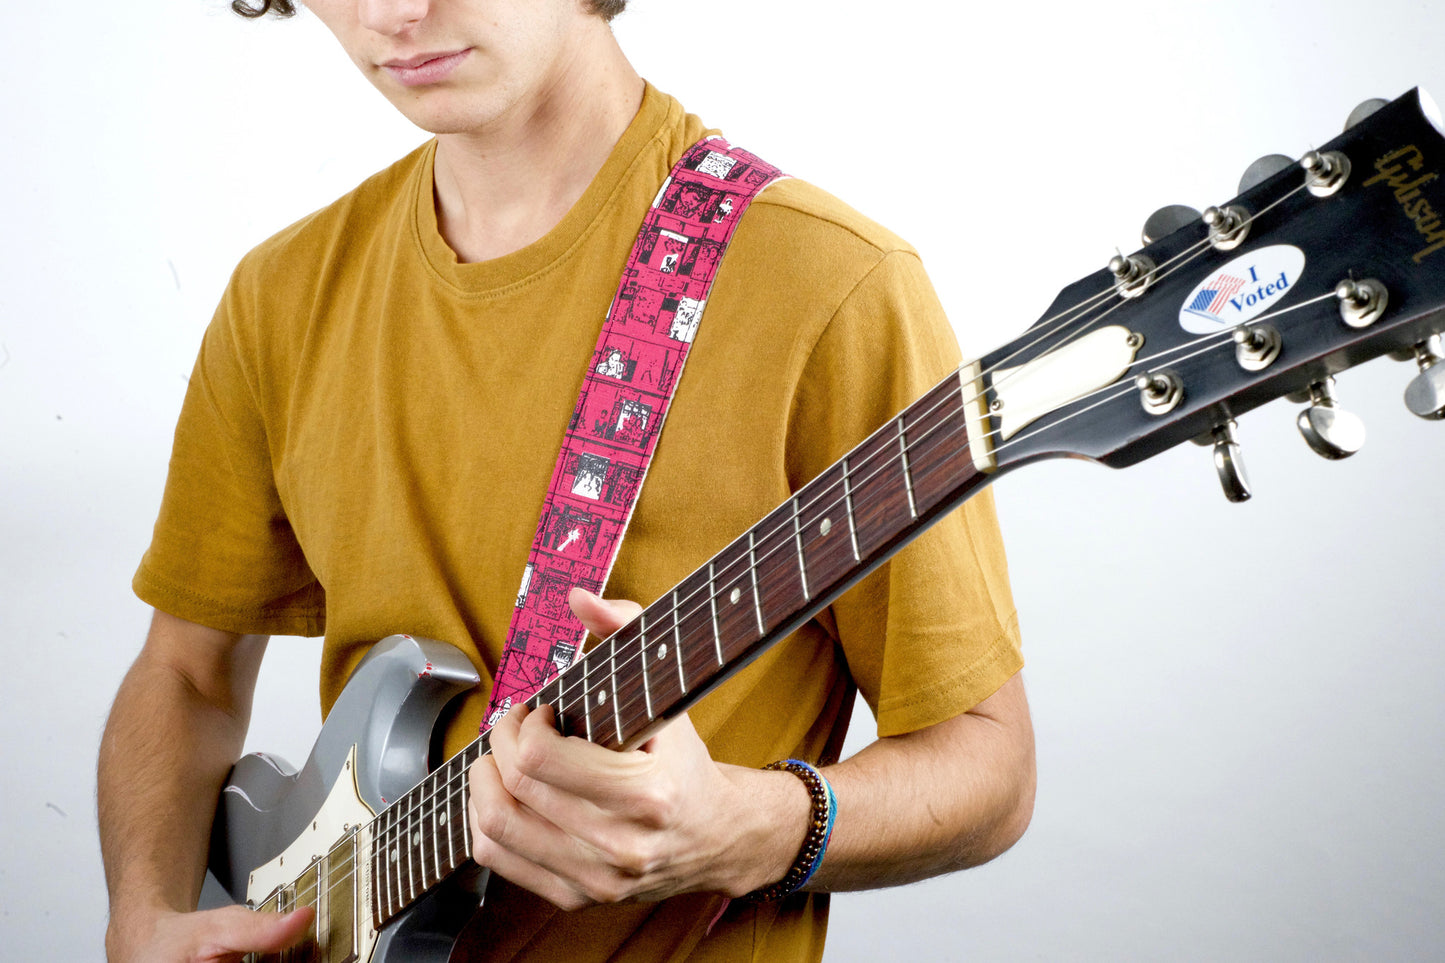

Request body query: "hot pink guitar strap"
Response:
[483, 138, 786, 731]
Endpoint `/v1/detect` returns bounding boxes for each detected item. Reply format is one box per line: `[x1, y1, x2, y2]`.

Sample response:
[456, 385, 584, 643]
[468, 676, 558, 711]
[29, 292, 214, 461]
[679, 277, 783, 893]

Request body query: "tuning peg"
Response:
[1140, 205, 1201, 245]
[1238, 154, 1295, 194]
[1296, 378, 1366, 459]
[1345, 98, 1389, 131]
[1108, 253, 1156, 298]
[1210, 420, 1251, 502]
[1402, 334, 1445, 419]
[1203, 204, 1250, 251]
[1335, 277, 1389, 328]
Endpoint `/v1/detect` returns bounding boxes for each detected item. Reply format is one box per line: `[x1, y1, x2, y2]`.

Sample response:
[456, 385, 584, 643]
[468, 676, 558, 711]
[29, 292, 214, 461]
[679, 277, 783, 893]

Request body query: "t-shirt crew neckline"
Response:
[410, 82, 684, 297]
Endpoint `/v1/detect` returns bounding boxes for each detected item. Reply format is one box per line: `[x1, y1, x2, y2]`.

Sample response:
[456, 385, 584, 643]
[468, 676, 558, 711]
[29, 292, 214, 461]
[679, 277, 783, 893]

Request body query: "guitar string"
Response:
[264, 286, 1342, 932]
[517, 181, 1316, 727]
[253, 166, 1331, 917]
[337, 288, 1342, 916]
[977, 177, 1311, 403]
[314, 206, 1332, 907]
[308, 169, 1322, 889]
[279, 281, 1328, 922]
[277, 259, 1340, 922]
[522, 166, 1318, 725]
[532, 295, 1344, 747]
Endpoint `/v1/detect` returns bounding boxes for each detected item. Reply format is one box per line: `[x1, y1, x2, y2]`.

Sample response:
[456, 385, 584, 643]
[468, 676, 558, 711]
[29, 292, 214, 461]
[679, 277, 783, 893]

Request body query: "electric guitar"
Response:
[203, 88, 1445, 962]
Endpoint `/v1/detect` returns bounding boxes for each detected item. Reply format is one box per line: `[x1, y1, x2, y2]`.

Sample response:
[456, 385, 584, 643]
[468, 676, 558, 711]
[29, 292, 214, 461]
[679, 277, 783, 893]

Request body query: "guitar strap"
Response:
[483, 138, 786, 732]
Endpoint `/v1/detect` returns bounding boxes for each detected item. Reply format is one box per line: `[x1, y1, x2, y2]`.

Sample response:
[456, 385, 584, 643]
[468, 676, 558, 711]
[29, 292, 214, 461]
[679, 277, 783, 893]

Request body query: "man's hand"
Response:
[465, 589, 806, 910]
[106, 904, 313, 963]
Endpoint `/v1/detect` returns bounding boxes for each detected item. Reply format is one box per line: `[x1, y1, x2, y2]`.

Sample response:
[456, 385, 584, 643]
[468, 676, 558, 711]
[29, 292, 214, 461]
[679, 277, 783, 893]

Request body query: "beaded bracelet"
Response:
[743, 758, 838, 902]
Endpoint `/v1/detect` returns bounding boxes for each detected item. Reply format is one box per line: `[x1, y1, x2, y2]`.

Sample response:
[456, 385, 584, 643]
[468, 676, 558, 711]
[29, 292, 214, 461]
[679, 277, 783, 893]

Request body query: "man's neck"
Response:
[430, 29, 644, 265]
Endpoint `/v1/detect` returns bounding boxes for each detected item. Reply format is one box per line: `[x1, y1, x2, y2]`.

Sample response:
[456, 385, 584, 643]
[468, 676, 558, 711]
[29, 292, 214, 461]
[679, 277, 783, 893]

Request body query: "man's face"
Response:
[304, 0, 600, 136]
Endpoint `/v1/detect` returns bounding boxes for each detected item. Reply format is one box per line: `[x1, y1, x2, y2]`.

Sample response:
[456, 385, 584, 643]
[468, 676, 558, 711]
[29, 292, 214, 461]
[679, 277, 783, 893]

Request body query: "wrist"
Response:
[104, 893, 179, 962]
[741, 760, 837, 902]
[715, 764, 814, 898]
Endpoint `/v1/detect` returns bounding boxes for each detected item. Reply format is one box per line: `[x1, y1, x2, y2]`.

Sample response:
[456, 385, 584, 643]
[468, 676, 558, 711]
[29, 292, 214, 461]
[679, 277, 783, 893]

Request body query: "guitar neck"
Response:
[367, 364, 996, 929]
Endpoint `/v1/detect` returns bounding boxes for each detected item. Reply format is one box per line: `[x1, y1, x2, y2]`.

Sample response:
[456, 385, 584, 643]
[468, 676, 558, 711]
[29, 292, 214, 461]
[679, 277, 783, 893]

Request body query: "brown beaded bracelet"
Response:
[743, 759, 837, 902]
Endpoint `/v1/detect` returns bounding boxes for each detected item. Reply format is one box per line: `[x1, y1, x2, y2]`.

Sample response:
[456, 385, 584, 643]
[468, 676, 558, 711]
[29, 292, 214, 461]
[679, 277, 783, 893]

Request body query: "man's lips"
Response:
[381, 49, 471, 87]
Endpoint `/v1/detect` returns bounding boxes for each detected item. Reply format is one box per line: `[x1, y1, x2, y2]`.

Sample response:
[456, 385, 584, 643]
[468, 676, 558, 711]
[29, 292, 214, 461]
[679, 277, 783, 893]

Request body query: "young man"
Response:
[98, 1, 1036, 960]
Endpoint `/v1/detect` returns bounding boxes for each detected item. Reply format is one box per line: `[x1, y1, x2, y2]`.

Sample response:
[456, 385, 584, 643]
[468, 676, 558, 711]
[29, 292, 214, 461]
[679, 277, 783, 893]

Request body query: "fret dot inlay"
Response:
[820, 518, 832, 536]
[729, 587, 741, 604]
[657, 644, 667, 660]
[597, 689, 607, 705]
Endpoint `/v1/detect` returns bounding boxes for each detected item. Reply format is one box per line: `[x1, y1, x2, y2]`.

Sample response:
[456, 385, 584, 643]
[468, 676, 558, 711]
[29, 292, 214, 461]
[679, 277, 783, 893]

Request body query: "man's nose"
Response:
[357, 0, 429, 36]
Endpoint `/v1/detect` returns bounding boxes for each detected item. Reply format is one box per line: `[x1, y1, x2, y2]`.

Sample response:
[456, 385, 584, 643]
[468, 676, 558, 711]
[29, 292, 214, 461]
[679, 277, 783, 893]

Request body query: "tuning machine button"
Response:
[1302, 150, 1352, 197]
[1345, 98, 1389, 131]
[1206, 421, 1252, 503]
[1402, 334, 1445, 420]
[1335, 277, 1389, 328]
[1109, 253, 1156, 299]
[1140, 205, 1202, 245]
[1238, 154, 1296, 194]
[1296, 377, 1365, 459]
[1203, 204, 1251, 251]
[1233, 323, 1282, 372]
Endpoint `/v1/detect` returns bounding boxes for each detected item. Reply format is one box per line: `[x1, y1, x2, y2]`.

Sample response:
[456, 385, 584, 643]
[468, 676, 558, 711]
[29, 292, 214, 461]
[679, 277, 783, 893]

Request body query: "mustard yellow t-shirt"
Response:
[136, 84, 1021, 962]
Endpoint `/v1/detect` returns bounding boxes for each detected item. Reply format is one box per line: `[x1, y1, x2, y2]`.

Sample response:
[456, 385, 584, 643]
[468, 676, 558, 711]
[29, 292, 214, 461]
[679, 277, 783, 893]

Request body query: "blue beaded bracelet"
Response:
[744, 758, 838, 901]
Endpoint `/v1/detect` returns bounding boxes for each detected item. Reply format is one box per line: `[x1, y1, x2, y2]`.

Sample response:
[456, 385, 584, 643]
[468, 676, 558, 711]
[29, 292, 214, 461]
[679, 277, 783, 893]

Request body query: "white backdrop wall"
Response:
[3, 1, 1443, 959]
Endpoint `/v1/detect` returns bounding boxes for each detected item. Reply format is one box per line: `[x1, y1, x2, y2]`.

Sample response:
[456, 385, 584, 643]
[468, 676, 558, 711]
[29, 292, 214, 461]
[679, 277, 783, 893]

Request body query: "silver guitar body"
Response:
[202, 634, 489, 962]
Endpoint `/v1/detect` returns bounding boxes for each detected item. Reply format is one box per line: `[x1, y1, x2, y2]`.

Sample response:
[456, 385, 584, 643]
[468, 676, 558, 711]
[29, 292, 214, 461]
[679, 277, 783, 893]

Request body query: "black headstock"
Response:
[971, 89, 1445, 485]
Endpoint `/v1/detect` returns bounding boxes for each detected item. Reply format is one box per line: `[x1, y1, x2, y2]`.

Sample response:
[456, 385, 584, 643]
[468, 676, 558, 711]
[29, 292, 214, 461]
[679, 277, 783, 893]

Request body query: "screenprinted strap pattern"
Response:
[484, 138, 786, 731]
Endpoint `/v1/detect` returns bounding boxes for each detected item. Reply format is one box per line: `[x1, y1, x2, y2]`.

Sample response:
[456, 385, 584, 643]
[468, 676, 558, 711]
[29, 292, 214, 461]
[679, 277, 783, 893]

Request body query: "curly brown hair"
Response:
[231, 1, 627, 21]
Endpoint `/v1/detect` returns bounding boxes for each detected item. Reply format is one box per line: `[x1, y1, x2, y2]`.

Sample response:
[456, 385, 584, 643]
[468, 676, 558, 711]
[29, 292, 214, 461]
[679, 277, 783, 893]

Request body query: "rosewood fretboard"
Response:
[367, 365, 992, 929]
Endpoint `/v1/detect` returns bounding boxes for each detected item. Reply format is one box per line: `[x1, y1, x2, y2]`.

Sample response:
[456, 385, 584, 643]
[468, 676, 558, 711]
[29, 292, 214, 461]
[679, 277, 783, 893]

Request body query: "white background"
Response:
[3, 1, 1444, 959]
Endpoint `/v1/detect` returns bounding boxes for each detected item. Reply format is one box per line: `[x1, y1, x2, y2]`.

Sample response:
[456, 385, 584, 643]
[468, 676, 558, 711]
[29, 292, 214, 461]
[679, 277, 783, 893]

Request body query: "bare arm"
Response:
[98, 610, 312, 962]
[805, 671, 1035, 890]
[467, 591, 1035, 907]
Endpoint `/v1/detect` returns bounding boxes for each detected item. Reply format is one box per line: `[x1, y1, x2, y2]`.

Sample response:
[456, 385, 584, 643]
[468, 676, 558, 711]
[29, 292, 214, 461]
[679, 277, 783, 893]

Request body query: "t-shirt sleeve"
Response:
[134, 269, 326, 636]
[784, 249, 1022, 738]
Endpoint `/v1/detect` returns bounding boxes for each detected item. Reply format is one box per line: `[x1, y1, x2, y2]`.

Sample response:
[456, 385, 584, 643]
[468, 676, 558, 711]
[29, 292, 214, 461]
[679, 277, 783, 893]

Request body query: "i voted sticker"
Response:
[1178, 245, 1306, 334]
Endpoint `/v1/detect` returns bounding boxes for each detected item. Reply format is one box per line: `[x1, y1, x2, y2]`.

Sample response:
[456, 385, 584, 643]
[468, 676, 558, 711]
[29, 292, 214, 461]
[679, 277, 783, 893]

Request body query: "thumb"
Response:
[198, 904, 315, 957]
[568, 588, 643, 638]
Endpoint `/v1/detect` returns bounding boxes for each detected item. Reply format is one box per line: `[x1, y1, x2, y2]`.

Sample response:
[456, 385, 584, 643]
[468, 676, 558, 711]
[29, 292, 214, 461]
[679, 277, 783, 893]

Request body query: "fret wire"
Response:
[671, 589, 684, 673]
[377, 807, 389, 922]
[672, 601, 689, 694]
[457, 758, 472, 863]
[318, 846, 329, 954]
[550, 675, 566, 734]
[609, 633, 623, 745]
[375, 813, 388, 924]
[581, 650, 594, 743]
[392, 802, 404, 916]
[446, 762, 457, 869]
[841, 455, 861, 562]
[639, 617, 654, 720]
[791, 497, 810, 601]
[747, 531, 765, 635]
[378, 804, 388, 919]
[897, 420, 918, 520]
[428, 774, 442, 886]
[708, 561, 722, 665]
[386, 801, 396, 918]
[406, 792, 418, 903]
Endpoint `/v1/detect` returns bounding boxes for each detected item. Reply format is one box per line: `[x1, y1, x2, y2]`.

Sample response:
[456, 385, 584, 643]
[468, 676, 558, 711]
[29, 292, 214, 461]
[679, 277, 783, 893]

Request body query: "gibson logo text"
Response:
[1363, 144, 1445, 263]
